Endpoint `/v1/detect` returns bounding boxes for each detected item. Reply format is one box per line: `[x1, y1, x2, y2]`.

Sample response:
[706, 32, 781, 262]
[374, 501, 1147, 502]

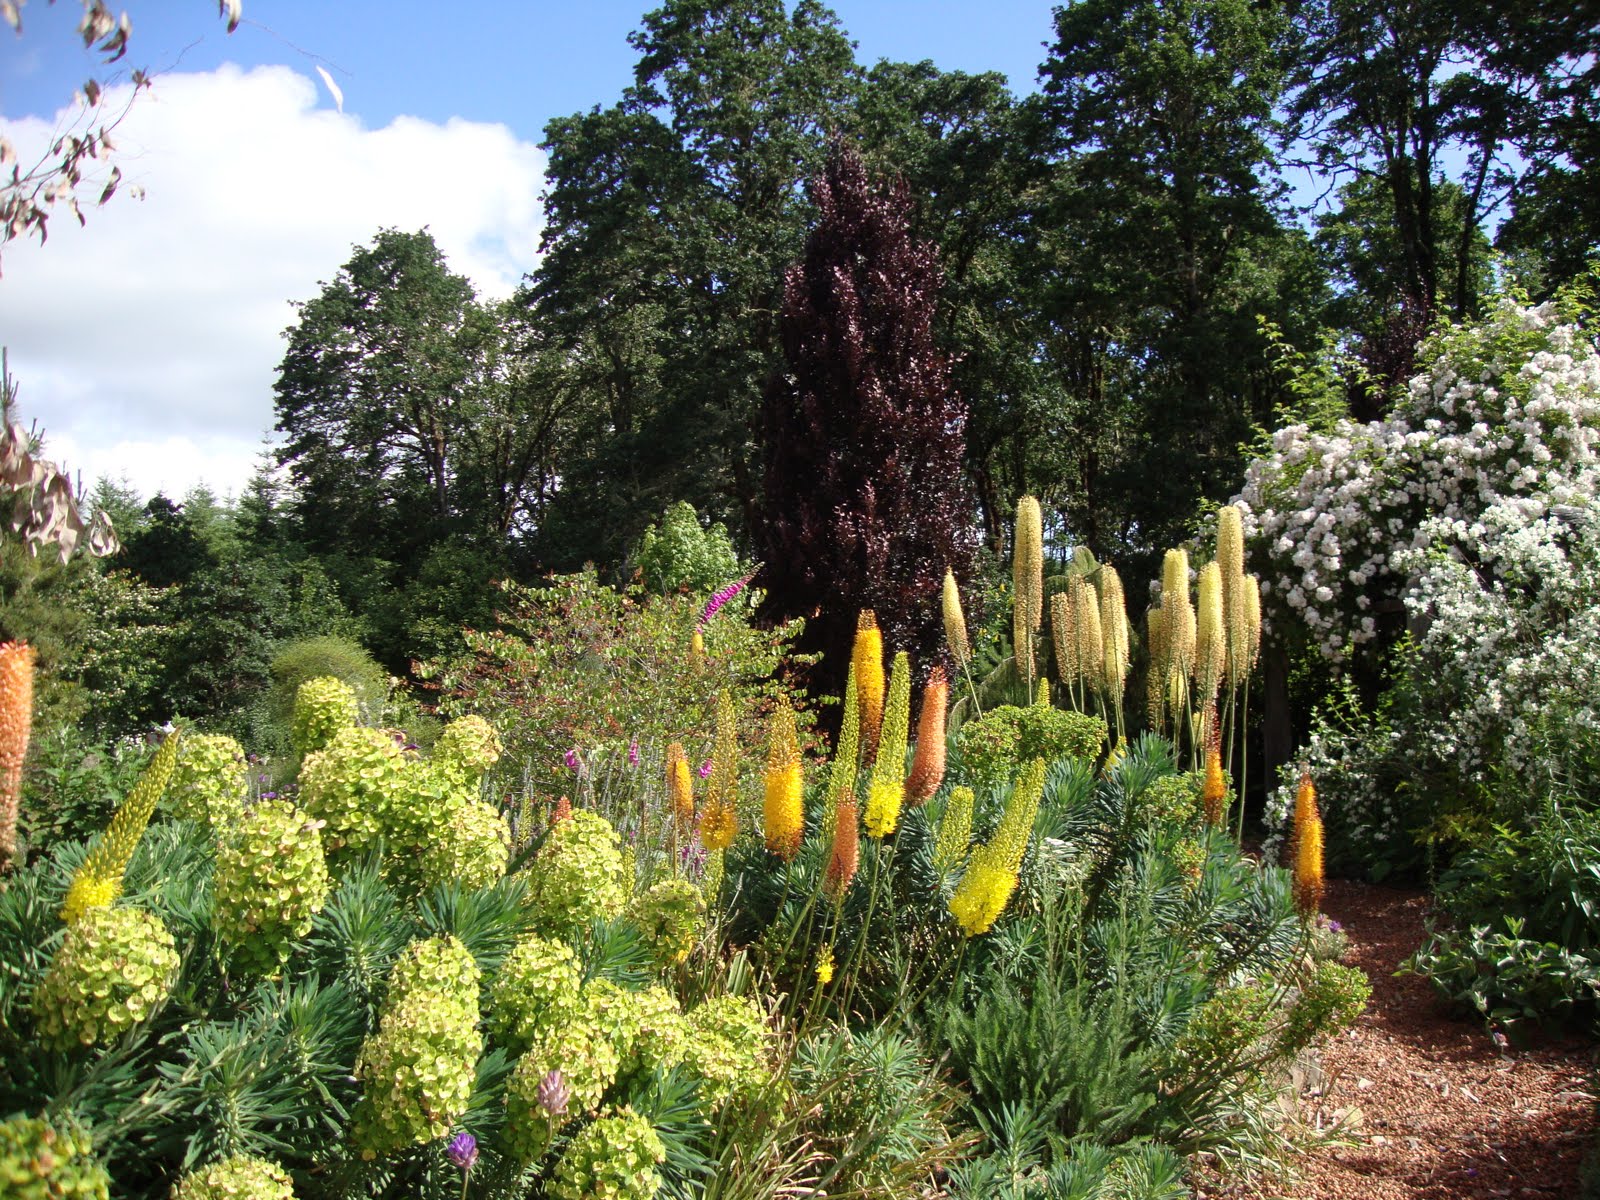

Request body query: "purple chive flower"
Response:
[564, 747, 580, 771]
[628, 739, 640, 767]
[536, 1069, 571, 1119]
[699, 759, 713, 779]
[447, 1131, 478, 1172]
[1326, 919, 1343, 932]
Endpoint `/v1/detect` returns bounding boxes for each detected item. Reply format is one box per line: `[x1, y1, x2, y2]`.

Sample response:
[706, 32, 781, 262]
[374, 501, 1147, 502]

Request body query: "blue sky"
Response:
[0, 1, 1062, 503]
[3, 1, 1059, 143]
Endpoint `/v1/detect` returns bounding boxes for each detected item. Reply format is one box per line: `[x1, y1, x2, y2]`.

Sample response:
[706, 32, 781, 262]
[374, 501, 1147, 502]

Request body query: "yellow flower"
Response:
[762, 698, 803, 859]
[933, 786, 974, 870]
[61, 731, 182, 923]
[666, 742, 695, 833]
[1291, 770, 1324, 919]
[853, 612, 885, 762]
[59, 874, 118, 925]
[1195, 560, 1225, 706]
[1099, 565, 1130, 699]
[947, 760, 1046, 936]
[942, 570, 970, 668]
[948, 847, 1019, 937]
[698, 694, 739, 852]
[1201, 735, 1227, 827]
[863, 652, 911, 838]
[815, 946, 835, 986]
[863, 777, 904, 840]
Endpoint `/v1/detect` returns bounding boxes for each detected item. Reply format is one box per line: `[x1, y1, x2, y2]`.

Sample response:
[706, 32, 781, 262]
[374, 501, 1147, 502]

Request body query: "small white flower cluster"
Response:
[1235, 298, 1600, 660]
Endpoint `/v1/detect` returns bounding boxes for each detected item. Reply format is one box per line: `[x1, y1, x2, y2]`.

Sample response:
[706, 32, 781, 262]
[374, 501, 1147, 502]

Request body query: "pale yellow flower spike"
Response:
[942, 570, 971, 669]
[1013, 496, 1044, 684]
[1160, 549, 1195, 717]
[1050, 591, 1077, 686]
[1195, 560, 1225, 707]
[1072, 575, 1104, 693]
[1098, 565, 1130, 699]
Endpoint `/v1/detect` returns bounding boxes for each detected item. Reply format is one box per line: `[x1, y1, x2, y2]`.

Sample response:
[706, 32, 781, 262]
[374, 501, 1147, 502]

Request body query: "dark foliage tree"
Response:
[756, 143, 974, 701]
[853, 61, 1054, 550]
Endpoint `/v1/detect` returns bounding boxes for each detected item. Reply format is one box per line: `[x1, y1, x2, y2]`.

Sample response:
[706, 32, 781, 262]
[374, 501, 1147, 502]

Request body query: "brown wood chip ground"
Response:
[1209, 878, 1595, 1200]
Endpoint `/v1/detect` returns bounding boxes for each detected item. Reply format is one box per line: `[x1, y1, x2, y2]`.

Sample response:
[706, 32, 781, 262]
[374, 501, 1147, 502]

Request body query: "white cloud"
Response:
[0, 63, 546, 500]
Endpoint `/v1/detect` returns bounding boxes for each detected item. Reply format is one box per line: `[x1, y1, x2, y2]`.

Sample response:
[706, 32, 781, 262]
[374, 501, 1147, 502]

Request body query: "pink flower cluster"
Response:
[698, 573, 754, 629]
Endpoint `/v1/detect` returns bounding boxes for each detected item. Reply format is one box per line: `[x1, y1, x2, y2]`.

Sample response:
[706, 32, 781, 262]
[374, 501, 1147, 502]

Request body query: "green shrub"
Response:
[631, 501, 741, 595]
[212, 799, 330, 976]
[164, 732, 248, 828]
[170, 1156, 294, 1200]
[526, 809, 627, 933]
[0, 1114, 110, 1199]
[548, 1106, 665, 1200]
[289, 676, 359, 758]
[351, 935, 482, 1155]
[16, 727, 156, 853]
[957, 704, 1106, 788]
[1402, 917, 1600, 1036]
[267, 635, 389, 738]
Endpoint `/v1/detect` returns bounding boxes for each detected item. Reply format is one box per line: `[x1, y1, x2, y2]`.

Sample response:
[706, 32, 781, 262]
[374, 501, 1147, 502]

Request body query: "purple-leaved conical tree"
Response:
[756, 141, 974, 708]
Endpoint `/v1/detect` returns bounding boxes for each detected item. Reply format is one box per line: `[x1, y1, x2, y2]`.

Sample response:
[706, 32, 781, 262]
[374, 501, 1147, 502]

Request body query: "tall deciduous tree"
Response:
[529, 0, 860, 566]
[756, 143, 973, 700]
[1034, 0, 1320, 570]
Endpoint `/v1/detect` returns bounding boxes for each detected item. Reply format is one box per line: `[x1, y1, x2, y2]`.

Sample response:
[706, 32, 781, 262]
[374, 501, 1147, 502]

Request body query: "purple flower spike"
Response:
[628, 739, 640, 767]
[699, 759, 713, 779]
[537, 1068, 571, 1119]
[698, 572, 755, 628]
[564, 747, 580, 771]
[447, 1131, 478, 1172]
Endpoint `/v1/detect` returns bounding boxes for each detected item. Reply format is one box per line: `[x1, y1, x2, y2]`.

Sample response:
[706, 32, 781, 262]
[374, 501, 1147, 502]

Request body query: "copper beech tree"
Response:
[756, 142, 973, 705]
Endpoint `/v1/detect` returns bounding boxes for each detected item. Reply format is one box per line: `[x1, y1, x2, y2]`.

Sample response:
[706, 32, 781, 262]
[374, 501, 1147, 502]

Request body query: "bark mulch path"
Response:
[1221, 878, 1596, 1200]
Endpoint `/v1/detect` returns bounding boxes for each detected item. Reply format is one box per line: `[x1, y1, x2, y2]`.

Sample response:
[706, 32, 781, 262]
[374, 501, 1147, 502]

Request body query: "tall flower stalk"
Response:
[905, 667, 948, 807]
[864, 653, 911, 838]
[762, 698, 803, 860]
[0, 640, 35, 870]
[852, 611, 886, 764]
[1012, 497, 1044, 693]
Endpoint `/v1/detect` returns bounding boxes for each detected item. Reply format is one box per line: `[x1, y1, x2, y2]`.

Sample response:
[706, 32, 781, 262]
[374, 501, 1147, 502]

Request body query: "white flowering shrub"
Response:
[1249, 293, 1600, 874]
[1236, 295, 1600, 660]
[1263, 497, 1600, 875]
